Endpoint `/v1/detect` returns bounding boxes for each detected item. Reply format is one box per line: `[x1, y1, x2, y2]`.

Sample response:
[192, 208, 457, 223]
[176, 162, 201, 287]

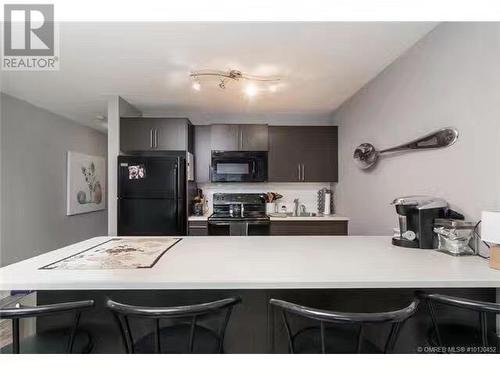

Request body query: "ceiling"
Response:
[0, 22, 437, 131]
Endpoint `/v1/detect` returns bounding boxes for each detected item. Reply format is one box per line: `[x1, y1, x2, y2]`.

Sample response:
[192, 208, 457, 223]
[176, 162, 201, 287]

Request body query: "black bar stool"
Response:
[106, 296, 241, 354]
[270, 298, 419, 353]
[0, 300, 95, 354]
[417, 292, 499, 353]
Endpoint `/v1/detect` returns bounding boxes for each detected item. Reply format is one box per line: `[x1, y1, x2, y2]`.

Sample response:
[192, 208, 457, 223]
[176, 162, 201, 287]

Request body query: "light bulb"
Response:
[192, 81, 201, 91]
[244, 84, 258, 97]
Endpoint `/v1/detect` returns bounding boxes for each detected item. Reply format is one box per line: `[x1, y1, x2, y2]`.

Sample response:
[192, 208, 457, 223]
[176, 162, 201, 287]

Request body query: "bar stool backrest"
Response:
[416, 292, 500, 347]
[106, 296, 241, 353]
[0, 300, 95, 354]
[270, 298, 419, 353]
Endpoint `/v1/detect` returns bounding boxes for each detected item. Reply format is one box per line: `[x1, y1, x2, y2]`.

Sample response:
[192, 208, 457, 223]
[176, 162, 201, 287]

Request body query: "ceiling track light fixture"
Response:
[190, 69, 281, 92]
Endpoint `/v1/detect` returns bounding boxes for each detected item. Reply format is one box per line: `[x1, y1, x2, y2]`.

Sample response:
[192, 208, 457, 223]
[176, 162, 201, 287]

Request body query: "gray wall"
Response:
[332, 23, 500, 235]
[0, 91, 2, 267]
[1, 93, 108, 266]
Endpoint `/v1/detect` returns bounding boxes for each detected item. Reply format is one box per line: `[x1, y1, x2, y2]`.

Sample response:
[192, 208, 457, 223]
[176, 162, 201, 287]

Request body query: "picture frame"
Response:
[66, 151, 106, 215]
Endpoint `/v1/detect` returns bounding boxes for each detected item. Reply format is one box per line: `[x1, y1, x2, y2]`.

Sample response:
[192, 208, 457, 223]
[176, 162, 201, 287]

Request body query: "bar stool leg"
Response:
[426, 300, 443, 347]
[12, 319, 20, 354]
[479, 312, 489, 347]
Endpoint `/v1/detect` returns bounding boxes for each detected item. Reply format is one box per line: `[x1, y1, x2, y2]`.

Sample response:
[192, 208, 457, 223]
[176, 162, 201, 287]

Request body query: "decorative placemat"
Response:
[40, 238, 181, 270]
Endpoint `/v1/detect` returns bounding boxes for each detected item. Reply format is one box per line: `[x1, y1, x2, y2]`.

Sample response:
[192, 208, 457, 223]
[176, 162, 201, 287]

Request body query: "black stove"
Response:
[209, 212, 268, 221]
[208, 193, 270, 235]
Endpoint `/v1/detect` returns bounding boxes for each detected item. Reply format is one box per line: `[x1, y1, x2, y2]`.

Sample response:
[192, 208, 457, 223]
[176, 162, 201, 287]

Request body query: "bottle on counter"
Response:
[192, 189, 204, 216]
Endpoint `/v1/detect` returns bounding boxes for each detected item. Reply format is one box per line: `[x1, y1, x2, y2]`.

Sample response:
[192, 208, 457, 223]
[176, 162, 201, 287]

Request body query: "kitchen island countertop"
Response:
[1, 236, 499, 290]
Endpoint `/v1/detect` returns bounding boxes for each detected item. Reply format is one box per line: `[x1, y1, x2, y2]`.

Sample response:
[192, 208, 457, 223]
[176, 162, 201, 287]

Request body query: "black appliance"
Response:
[391, 196, 464, 249]
[208, 193, 270, 236]
[118, 155, 186, 236]
[210, 151, 268, 183]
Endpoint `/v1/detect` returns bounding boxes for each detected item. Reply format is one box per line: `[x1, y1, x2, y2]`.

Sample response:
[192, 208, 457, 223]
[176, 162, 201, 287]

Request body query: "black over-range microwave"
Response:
[210, 151, 268, 182]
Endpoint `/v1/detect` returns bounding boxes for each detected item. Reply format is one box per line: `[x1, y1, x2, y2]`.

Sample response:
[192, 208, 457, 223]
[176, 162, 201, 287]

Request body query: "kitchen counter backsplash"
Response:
[197, 182, 335, 215]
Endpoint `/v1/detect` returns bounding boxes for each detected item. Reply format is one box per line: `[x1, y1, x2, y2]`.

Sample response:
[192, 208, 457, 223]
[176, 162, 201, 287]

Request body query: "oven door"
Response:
[208, 220, 270, 236]
[210, 151, 267, 182]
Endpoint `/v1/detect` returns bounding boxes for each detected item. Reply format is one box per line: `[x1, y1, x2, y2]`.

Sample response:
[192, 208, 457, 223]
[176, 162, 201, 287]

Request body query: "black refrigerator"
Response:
[118, 154, 186, 236]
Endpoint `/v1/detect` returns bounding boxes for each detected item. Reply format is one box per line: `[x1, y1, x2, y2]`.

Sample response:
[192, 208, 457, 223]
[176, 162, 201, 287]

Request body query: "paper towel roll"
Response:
[324, 193, 331, 215]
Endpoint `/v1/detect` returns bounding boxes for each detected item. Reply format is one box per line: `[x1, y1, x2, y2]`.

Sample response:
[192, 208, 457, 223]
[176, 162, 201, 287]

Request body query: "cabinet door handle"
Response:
[239, 128, 243, 150]
[154, 128, 159, 148]
[301, 164, 305, 182]
[298, 164, 301, 181]
[150, 128, 154, 148]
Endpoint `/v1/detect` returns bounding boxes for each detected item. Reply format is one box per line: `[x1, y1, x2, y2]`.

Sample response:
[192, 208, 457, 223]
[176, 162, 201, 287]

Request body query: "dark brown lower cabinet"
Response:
[188, 221, 208, 236]
[189, 220, 348, 236]
[270, 220, 348, 236]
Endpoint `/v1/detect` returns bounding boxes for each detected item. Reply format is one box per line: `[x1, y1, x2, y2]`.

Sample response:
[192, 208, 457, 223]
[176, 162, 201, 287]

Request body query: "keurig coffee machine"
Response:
[391, 196, 464, 249]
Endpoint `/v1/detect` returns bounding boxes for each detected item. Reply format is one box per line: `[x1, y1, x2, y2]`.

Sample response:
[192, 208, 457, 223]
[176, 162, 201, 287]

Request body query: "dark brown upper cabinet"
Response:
[268, 126, 338, 182]
[210, 124, 239, 151]
[120, 117, 193, 152]
[300, 126, 338, 182]
[268, 126, 304, 182]
[240, 124, 268, 151]
[210, 124, 268, 151]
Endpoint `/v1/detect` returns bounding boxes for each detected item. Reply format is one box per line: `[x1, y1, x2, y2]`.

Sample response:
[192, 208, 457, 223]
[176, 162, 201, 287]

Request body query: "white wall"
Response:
[332, 23, 500, 235]
[197, 182, 333, 215]
[0, 93, 108, 266]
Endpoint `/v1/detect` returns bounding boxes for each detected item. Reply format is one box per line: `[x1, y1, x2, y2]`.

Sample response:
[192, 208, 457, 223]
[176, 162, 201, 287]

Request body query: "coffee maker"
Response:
[391, 196, 463, 249]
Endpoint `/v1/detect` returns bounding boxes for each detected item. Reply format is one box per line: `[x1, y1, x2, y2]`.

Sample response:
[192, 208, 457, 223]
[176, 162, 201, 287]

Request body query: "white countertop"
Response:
[269, 214, 349, 221]
[1, 236, 499, 290]
[188, 215, 210, 221]
[188, 214, 349, 221]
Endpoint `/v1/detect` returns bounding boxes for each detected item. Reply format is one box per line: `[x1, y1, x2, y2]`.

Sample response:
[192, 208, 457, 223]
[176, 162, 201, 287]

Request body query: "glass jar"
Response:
[192, 202, 204, 216]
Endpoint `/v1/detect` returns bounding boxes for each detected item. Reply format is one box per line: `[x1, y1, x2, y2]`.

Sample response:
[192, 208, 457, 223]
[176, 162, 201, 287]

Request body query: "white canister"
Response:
[324, 193, 331, 215]
[266, 202, 276, 214]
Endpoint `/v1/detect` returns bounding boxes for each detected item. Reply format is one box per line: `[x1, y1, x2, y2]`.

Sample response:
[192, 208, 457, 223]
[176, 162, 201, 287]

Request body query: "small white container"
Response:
[266, 203, 277, 214]
[324, 193, 331, 215]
